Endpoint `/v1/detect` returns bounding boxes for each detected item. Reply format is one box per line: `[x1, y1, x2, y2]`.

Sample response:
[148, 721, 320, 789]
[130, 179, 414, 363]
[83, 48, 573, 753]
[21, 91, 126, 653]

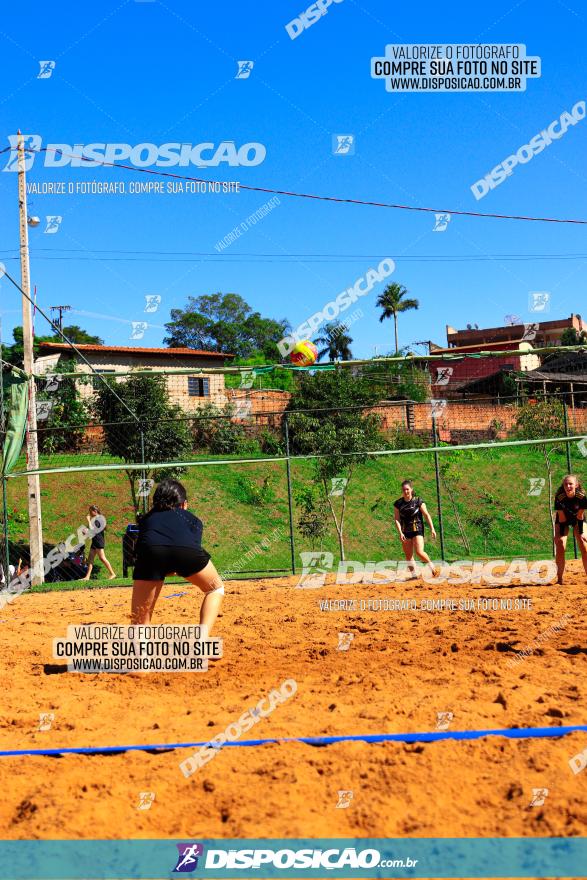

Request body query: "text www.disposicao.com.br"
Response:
[70, 657, 203, 672]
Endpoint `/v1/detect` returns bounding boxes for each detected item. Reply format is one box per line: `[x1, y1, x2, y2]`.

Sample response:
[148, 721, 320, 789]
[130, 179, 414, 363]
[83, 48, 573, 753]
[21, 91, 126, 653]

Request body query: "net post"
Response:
[1, 476, 9, 586]
[140, 426, 147, 515]
[432, 414, 446, 561]
[562, 400, 578, 559]
[284, 413, 296, 576]
[0, 326, 10, 585]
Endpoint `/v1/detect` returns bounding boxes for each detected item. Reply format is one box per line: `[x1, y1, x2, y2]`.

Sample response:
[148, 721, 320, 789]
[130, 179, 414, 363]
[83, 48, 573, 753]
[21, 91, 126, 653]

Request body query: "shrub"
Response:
[191, 403, 250, 455]
[231, 474, 274, 506]
[258, 429, 284, 456]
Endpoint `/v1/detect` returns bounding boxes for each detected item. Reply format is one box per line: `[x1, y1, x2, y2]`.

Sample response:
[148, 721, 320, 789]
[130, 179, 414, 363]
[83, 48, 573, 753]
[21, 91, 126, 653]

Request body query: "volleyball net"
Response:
[2, 249, 587, 582]
[3, 363, 587, 584]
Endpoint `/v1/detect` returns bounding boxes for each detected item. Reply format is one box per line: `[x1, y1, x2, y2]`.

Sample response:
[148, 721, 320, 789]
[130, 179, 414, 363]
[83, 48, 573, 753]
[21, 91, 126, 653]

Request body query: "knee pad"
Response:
[203, 581, 224, 595]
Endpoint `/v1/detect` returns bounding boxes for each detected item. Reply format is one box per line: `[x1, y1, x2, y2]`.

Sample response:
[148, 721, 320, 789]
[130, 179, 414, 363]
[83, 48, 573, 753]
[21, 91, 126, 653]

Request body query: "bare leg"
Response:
[97, 548, 116, 579]
[574, 525, 587, 576]
[413, 535, 435, 577]
[131, 579, 164, 624]
[81, 548, 96, 581]
[185, 561, 224, 635]
[401, 537, 418, 578]
[555, 533, 567, 585]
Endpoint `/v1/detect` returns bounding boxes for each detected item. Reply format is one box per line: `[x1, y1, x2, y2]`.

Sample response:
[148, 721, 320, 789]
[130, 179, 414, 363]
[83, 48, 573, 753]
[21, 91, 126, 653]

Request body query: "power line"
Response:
[28, 146, 587, 226]
[1, 250, 587, 264]
[0, 266, 140, 424]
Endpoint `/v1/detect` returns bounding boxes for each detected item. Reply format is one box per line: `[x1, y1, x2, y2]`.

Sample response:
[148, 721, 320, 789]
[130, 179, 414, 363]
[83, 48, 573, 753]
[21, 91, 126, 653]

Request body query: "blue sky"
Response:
[0, 0, 585, 359]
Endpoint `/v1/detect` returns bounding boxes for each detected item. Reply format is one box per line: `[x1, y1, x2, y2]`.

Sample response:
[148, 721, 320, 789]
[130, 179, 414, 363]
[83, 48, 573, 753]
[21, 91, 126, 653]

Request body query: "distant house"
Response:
[446, 314, 586, 349]
[34, 343, 235, 413]
[517, 350, 587, 407]
[426, 340, 539, 398]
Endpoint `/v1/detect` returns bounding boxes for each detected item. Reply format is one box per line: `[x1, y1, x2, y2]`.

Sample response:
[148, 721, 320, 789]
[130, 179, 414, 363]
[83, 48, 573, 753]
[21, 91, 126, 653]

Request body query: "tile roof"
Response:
[38, 342, 234, 358]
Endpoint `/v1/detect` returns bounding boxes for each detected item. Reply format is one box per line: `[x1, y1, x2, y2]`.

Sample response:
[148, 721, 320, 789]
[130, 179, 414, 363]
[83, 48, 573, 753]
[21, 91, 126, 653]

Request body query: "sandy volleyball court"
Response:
[0, 564, 585, 841]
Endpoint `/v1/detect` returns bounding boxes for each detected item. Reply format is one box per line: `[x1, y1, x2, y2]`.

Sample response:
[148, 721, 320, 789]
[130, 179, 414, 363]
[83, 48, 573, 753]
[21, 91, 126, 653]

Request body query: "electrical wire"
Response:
[19, 145, 587, 225]
[1, 249, 587, 264]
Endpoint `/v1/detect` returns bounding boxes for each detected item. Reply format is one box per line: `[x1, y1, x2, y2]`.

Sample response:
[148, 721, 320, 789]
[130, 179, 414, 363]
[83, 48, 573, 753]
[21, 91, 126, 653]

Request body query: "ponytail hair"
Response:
[152, 479, 187, 511]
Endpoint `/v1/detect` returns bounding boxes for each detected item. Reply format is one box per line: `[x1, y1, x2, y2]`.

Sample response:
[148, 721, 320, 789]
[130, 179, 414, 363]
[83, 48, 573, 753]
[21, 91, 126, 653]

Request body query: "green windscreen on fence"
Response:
[1, 372, 29, 476]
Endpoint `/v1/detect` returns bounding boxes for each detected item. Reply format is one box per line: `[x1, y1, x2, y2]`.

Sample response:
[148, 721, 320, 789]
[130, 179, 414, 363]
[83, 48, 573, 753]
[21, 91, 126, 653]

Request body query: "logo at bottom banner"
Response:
[173, 843, 204, 872]
[190, 846, 387, 871]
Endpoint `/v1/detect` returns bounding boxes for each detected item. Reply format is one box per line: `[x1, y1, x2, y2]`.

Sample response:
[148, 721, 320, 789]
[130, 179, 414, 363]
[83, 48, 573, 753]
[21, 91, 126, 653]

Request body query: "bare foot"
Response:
[108, 573, 117, 580]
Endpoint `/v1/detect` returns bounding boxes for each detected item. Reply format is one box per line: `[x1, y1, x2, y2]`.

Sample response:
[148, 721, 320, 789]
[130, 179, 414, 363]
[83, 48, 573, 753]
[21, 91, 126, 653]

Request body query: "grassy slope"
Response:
[6, 443, 576, 593]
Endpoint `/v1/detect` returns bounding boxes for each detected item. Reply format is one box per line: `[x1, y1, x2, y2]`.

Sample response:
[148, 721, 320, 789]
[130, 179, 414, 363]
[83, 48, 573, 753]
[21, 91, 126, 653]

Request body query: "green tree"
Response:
[294, 486, 329, 548]
[361, 355, 430, 402]
[314, 321, 353, 362]
[3, 327, 58, 369]
[560, 327, 587, 346]
[36, 359, 89, 454]
[191, 401, 256, 455]
[93, 374, 191, 519]
[3, 325, 103, 369]
[469, 511, 497, 556]
[224, 352, 295, 391]
[59, 325, 104, 345]
[286, 370, 382, 560]
[286, 370, 380, 429]
[376, 283, 419, 354]
[510, 400, 566, 532]
[164, 293, 289, 360]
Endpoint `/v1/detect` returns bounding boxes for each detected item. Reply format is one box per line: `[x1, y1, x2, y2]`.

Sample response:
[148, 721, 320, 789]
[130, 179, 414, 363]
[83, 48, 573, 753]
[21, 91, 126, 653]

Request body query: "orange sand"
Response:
[0, 563, 586, 843]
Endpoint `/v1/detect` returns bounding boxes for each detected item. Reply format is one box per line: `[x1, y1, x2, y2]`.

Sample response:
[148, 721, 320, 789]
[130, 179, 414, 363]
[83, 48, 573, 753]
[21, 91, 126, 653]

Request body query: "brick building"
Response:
[446, 314, 586, 349]
[34, 342, 234, 413]
[426, 340, 539, 398]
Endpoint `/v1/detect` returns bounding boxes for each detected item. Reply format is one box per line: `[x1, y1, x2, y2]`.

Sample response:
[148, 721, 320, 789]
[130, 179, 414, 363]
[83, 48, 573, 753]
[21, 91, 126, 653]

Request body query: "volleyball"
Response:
[289, 340, 318, 366]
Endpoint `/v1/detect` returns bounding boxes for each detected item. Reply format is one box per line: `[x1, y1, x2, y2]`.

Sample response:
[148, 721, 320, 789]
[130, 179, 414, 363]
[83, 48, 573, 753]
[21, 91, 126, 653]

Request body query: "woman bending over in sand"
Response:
[553, 474, 587, 585]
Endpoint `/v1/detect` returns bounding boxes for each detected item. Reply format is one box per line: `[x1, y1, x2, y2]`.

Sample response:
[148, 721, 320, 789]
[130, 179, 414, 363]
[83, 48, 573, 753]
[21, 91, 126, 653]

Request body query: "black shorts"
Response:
[556, 519, 583, 538]
[91, 534, 105, 550]
[403, 528, 424, 540]
[133, 545, 211, 581]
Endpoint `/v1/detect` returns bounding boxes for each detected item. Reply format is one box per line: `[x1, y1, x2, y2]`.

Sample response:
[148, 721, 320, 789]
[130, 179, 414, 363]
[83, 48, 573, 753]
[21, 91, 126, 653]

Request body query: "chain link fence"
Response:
[3, 384, 587, 584]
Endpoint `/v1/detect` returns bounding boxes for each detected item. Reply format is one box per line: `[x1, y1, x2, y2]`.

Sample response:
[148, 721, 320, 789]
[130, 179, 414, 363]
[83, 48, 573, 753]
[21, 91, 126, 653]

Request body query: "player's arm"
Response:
[554, 496, 566, 522]
[420, 502, 437, 539]
[393, 506, 406, 542]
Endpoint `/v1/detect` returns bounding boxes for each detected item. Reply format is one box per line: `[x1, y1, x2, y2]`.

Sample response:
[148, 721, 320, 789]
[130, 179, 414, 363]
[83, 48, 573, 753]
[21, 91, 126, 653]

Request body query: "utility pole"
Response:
[18, 131, 44, 585]
[50, 304, 71, 333]
[413, 340, 433, 355]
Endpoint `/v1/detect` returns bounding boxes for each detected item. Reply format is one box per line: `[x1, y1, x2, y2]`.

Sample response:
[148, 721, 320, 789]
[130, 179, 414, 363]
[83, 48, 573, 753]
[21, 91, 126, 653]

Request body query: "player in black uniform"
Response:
[81, 505, 116, 580]
[393, 480, 437, 579]
[131, 479, 224, 633]
[554, 474, 587, 584]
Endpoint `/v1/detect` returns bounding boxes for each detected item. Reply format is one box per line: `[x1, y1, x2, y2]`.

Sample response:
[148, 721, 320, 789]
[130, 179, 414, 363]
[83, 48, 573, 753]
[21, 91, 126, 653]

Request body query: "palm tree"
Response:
[314, 322, 353, 362]
[376, 283, 419, 354]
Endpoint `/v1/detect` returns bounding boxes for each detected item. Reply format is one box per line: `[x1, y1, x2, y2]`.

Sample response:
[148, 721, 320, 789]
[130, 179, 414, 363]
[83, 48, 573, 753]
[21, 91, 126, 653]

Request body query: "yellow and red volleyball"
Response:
[289, 340, 318, 366]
